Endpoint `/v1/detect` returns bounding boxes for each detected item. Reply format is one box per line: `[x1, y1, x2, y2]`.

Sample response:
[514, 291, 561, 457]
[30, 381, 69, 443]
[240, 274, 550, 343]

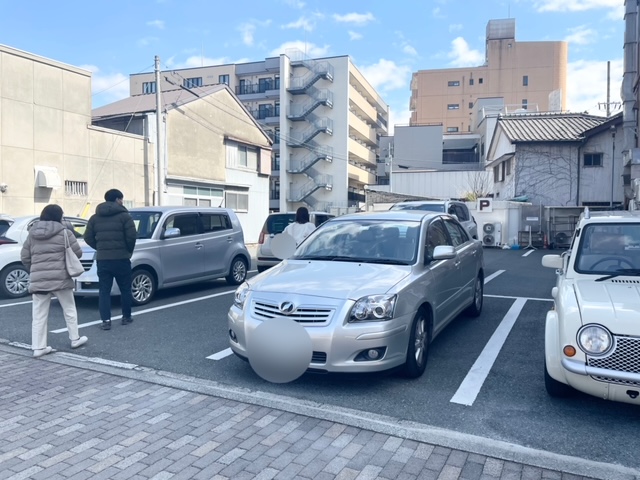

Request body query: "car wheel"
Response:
[465, 274, 484, 317]
[131, 268, 156, 306]
[402, 308, 432, 378]
[0, 264, 30, 298]
[226, 256, 248, 285]
[544, 360, 574, 397]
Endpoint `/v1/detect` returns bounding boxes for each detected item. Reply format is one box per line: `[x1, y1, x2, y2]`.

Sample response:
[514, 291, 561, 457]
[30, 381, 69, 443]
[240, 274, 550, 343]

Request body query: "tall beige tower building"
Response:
[410, 19, 567, 132]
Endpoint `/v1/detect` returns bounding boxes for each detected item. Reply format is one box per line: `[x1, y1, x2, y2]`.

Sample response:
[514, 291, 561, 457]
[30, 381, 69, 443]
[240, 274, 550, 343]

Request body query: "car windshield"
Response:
[130, 211, 162, 239]
[293, 219, 420, 265]
[392, 203, 445, 213]
[574, 223, 640, 274]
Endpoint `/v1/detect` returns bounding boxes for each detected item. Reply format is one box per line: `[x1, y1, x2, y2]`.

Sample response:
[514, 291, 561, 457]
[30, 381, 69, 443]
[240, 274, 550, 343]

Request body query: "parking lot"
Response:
[1, 247, 638, 472]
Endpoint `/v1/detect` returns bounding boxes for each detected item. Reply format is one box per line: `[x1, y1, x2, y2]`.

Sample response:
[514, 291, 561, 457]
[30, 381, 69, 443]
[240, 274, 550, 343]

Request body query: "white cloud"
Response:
[238, 23, 256, 46]
[171, 56, 230, 69]
[282, 16, 314, 32]
[270, 41, 330, 57]
[358, 59, 412, 92]
[564, 25, 597, 45]
[388, 107, 412, 135]
[449, 24, 463, 33]
[137, 37, 159, 47]
[403, 44, 418, 56]
[332, 12, 375, 25]
[146, 20, 165, 29]
[566, 58, 623, 114]
[283, 0, 305, 8]
[81, 64, 130, 105]
[534, 0, 621, 11]
[432, 7, 445, 18]
[348, 31, 363, 41]
[447, 37, 484, 67]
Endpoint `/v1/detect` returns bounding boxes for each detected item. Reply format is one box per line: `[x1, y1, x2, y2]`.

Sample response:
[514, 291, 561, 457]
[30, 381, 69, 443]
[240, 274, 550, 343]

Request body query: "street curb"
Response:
[2, 340, 637, 480]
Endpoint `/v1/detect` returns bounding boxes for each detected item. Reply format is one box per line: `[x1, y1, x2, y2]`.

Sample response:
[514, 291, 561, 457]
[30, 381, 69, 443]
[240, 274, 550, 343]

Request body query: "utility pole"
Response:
[154, 56, 163, 206]
[606, 60, 611, 118]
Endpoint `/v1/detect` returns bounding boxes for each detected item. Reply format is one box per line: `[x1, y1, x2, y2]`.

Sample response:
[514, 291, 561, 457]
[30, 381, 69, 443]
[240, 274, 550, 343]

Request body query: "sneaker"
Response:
[101, 320, 111, 331]
[33, 346, 52, 358]
[71, 336, 88, 349]
[121, 317, 134, 325]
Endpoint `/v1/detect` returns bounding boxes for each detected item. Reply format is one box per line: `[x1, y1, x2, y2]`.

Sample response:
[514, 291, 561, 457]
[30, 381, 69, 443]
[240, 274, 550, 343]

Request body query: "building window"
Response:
[523, 75, 529, 86]
[182, 186, 223, 207]
[478, 78, 483, 84]
[468, 102, 474, 109]
[65, 181, 87, 197]
[469, 78, 474, 86]
[184, 77, 203, 88]
[271, 180, 280, 200]
[142, 81, 156, 94]
[237, 145, 258, 168]
[447, 80, 460, 87]
[506, 158, 512, 176]
[226, 192, 249, 212]
[447, 127, 459, 132]
[522, 99, 528, 109]
[218, 74, 229, 85]
[584, 153, 603, 167]
[272, 154, 280, 171]
[447, 104, 460, 110]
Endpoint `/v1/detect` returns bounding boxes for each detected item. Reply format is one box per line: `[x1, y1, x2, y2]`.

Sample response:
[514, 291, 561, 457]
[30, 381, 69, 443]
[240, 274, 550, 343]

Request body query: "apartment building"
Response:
[129, 50, 389, 214]
[410, 18, 567, 133]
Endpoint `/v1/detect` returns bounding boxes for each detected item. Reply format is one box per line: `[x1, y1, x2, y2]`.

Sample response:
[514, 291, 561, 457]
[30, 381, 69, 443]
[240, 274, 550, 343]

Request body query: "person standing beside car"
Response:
[20, 204, 87, 358]
[84, 189, 137, 331]
[283, 206, 316, 246]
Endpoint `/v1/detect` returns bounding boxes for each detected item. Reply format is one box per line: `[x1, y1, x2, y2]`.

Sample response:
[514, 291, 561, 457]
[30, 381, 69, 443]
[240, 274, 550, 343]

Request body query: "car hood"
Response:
[250, 260, 411, 300]
[574, 279, 640, 332]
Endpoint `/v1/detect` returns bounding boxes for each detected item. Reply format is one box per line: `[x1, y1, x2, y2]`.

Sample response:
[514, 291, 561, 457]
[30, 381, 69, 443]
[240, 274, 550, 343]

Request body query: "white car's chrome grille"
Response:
[588, 335, 640, 386]
[252, 301, 333, 324]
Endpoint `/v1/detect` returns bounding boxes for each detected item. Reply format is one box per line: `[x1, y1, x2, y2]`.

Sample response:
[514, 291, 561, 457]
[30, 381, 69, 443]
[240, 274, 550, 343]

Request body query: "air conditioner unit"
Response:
[482, 222, 502, 247]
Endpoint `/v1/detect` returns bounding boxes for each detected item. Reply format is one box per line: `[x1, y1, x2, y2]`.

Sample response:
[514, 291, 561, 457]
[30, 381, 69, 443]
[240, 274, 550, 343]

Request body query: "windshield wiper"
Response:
[295, 255, 360, 262]
[595, 269, 640, 282]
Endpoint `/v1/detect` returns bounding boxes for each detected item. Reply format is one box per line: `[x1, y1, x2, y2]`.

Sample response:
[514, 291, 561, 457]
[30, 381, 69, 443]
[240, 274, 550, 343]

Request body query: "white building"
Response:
[129, 50, 390, 214]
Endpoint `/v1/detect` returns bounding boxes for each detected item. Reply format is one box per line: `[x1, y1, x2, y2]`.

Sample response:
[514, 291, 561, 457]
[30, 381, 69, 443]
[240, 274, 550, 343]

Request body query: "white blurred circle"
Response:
[247, 317, 312, 383]
[271, 233, 297, 260]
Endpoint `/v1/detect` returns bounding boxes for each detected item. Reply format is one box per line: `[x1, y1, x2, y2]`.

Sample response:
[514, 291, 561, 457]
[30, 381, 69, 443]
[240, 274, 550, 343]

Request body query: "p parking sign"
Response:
[478, 198, 493, 212]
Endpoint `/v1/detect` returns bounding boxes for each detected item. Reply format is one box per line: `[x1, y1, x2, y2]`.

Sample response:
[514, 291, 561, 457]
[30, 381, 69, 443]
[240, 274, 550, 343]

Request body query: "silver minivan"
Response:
[390, 200, 478, 240]
[74, 207, 251, 305]
[256, 211, 334, 272]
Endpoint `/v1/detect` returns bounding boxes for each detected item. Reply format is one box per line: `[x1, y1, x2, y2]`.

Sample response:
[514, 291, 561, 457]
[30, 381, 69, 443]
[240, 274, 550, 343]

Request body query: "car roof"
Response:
[129, 206, 233, 214]
[331, 210, 442, 222]
[395, 200, 459, 206]
[267, 211, 334, 215]
[581, 210, 640, 222]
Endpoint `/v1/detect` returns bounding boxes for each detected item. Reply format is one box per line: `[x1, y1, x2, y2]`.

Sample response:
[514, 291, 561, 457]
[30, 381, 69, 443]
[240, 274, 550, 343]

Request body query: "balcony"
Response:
[349, 111, 376, 144]
[235, 79, 280, 100]
[348, 137, 376, 165]
[348, 163, 375, 185]
[250, 107, 280, 126]
[349, 86, 378, 125]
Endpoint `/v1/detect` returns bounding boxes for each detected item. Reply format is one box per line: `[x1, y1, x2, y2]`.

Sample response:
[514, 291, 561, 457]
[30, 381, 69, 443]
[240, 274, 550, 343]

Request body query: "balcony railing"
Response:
[235, 79, 280, 95]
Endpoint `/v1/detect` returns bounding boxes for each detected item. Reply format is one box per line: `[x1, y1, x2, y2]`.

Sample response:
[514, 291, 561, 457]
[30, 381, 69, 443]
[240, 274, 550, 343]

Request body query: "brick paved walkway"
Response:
[0, 347, 636, 480]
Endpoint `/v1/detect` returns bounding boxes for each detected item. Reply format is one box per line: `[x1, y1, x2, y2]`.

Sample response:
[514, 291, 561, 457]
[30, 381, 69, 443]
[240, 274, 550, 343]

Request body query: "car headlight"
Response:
[577, 324, 612, 356]
[233, 282, 250, 308]
[349, 294, 396, 322]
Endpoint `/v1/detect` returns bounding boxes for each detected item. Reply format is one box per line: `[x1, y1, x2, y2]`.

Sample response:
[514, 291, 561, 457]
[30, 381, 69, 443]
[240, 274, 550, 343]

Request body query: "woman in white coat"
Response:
[20, 205, 88, 358]
[283, 206, 316, 246]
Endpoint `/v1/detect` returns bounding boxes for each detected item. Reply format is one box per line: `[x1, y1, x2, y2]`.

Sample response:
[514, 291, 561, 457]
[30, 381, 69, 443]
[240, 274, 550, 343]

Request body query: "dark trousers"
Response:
[97, 259, 132, 321]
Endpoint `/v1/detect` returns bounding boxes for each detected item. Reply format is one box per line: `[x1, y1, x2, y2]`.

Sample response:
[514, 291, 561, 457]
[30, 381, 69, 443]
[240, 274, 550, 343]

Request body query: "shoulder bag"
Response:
[64, 230, 84, 277]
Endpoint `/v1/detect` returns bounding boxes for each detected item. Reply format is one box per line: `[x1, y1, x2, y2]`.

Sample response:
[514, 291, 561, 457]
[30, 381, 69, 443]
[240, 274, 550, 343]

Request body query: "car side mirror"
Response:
[542, 254, 563, 269]
[432, 245, 456, 260]
[163, 227, 180, 239]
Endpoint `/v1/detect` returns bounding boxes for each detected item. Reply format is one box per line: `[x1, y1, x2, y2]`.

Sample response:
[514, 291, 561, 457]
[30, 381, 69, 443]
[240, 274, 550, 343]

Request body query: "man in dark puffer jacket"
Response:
[84, 189, 137, 331]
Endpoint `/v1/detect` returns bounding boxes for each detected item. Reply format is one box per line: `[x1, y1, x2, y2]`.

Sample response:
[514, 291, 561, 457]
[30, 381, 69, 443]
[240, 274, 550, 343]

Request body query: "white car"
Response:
[0, 216, 91, 298]
[542, 209, 640, 405]
[389, 200, 478, 240]
[229, 210, 484, 379]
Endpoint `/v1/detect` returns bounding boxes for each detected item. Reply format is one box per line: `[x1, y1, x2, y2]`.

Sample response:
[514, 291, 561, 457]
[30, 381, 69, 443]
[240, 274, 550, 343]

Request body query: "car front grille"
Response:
[588, 335, 640, 386]
[252, 301, 333, 324]
[311, 352, 327, 364]
[80, 260, 93, 271]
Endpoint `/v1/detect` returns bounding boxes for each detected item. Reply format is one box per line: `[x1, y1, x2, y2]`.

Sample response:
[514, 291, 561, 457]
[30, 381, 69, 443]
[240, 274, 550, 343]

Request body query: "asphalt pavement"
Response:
[1, 342, 637, 480]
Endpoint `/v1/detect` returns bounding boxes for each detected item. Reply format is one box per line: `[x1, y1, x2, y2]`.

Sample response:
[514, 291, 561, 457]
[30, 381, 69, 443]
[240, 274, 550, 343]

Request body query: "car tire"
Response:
[0, 264, 30, 299]
[226, 256, 248, 285]
[131, 268, 156, 306]
[544, 360, 574, 397]
[465, 274, 484, 317]
[401, 308, 432, 379]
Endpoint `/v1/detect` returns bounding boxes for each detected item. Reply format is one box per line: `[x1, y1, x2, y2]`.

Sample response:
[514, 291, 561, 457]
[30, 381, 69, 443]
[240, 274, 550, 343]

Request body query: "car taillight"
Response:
[0, 238, 17, 246]
[258, 230, 265, 244]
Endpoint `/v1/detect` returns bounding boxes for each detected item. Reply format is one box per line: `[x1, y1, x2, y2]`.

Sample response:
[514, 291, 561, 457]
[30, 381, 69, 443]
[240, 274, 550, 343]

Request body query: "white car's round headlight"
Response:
[577, 324, 612, 356]
[233, 282, 250, 308]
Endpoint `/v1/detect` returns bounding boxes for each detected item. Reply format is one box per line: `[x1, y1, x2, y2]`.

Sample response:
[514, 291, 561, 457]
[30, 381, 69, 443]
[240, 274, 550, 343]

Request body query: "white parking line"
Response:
[522, 249, 535, 257]
[206, 348, 233, 360]
[450, 297, 527, 406]
[483, 270, 504, 284]
[0, 300, 33, 308]
[51, 289, 236, 333]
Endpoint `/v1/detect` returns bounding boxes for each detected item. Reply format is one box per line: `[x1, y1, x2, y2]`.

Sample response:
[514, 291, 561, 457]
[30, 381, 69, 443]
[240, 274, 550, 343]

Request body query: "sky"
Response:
[0, 0, 625, 132]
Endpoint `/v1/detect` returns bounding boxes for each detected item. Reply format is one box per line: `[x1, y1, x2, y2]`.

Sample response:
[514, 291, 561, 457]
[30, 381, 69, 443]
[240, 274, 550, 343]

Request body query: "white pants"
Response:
[32, 289, 79, 351]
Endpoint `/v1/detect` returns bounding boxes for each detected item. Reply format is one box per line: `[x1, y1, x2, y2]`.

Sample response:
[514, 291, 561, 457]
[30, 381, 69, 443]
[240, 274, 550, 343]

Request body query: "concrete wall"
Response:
[393, 125, 443, 170]
[391, 170, 493, 200]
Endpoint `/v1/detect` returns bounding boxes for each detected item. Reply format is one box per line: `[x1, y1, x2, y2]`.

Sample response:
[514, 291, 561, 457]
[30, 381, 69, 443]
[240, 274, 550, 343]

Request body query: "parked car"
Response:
[0, 214, 13, 237]
[229, 210, 484, 378]
[74, 207, 251, 306]
[542, 209, 640, 405]
[256, 211, 334, 272]
[389, 200, 478, 240]
[0, 215, 91, 298]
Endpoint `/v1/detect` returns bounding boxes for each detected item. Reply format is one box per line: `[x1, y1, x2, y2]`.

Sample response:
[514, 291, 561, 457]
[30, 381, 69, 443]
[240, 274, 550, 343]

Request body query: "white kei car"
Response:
[542, 209, 640, 405]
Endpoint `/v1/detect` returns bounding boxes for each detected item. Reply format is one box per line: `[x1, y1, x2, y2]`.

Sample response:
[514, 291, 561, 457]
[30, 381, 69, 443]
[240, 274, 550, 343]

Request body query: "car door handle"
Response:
[227, 237, 233, 243]
[195, 243, 203, 250]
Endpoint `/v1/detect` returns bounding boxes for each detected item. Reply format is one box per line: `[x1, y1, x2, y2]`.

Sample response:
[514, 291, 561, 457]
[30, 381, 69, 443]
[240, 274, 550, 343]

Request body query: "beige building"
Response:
[410, 19, 567, 133]
[129, 50, 389, 214]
